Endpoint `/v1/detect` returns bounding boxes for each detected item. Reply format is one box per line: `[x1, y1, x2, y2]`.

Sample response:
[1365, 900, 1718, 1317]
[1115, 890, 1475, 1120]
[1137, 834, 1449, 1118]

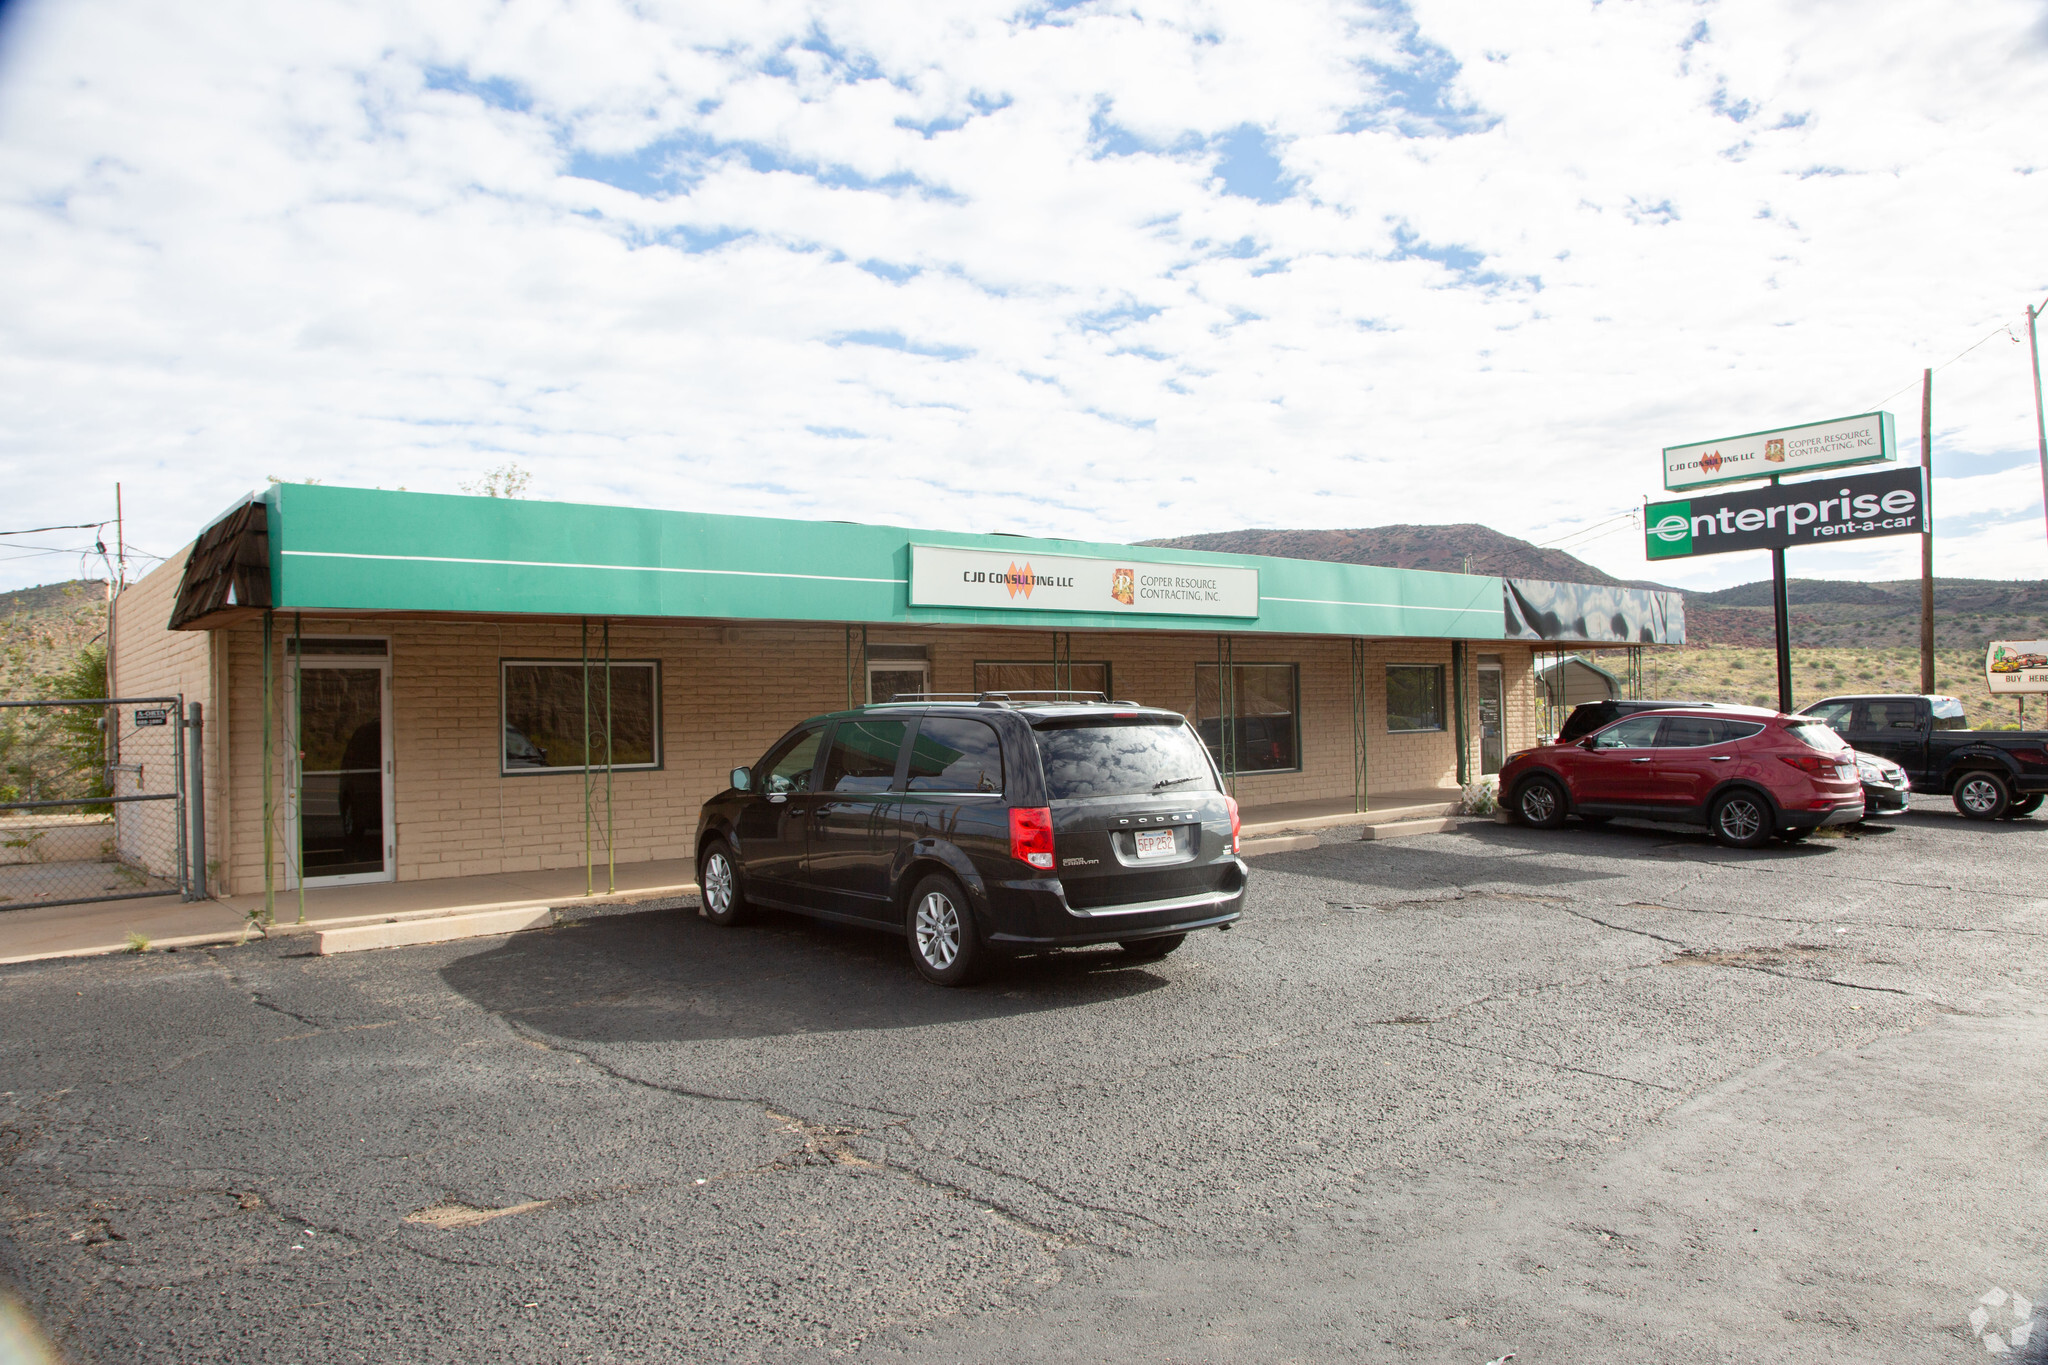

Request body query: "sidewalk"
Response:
[1, 794, 1483, 965]
[0, 859, 700, 966]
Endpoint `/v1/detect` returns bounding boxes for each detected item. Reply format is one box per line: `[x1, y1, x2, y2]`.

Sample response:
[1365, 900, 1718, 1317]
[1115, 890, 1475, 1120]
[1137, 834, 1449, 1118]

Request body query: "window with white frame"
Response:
[501, 660, 661, 774]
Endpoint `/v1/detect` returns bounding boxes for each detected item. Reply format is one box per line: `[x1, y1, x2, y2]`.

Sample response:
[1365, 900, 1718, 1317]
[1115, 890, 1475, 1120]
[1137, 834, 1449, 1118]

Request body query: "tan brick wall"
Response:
[199, 615, 1549, 892]
[107, 547, 211, 879]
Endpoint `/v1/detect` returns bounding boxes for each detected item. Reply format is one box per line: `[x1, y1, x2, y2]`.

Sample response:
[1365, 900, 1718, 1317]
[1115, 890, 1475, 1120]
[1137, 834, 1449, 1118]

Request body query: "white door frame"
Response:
[285, 648, 395, 889]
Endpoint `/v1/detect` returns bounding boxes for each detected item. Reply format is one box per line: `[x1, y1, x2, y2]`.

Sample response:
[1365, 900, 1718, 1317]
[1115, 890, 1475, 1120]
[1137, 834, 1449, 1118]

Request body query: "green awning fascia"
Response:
[264, 483, 1509, 641]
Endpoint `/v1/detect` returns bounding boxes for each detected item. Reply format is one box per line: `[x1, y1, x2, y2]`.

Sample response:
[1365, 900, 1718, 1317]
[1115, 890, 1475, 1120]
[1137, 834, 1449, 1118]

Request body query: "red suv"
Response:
[1500, 706, 1864, 848]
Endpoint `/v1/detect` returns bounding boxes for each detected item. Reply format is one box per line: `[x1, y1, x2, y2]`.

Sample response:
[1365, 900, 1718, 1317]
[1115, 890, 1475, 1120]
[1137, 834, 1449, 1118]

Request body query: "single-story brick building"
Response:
[110, 485, 1682, 908]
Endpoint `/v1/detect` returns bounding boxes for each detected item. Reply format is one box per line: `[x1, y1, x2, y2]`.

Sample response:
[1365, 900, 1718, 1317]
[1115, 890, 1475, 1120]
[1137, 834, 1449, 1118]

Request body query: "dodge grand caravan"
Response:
[694, 694, 1248, 985]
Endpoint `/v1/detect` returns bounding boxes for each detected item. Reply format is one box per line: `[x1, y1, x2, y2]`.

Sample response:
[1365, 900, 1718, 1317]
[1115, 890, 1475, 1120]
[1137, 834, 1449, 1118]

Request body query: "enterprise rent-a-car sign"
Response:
[909, 545, 1259, 617]
[1645, 467, 1926, 561]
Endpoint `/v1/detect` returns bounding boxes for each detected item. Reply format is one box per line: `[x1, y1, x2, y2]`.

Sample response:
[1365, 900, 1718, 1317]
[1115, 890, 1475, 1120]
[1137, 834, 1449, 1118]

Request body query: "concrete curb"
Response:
[261, 881, 701, 937]
[0, 927, 257, 966]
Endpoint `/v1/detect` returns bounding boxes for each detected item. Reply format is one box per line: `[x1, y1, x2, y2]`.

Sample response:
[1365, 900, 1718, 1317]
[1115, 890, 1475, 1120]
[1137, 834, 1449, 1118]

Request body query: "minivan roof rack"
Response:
[872, 690, 1136, 709]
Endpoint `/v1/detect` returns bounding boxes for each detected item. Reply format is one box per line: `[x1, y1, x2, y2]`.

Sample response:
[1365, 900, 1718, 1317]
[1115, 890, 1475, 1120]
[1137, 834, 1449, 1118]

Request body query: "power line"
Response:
[1863, 314, 2025, 413]
[1537, 507, 1638, 549]
[0, 521, 106, 538]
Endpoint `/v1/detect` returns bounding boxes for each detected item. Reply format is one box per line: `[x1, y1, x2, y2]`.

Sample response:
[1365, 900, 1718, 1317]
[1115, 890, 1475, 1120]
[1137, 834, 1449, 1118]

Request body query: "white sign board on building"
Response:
[1662, 411, 1896, 492]
[1987, 640, 2048, 694]
[908, 545, 1259, 618]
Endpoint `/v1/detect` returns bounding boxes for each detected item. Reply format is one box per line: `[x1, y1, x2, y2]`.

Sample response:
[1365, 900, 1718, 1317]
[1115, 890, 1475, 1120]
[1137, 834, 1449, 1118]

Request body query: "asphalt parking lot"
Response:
[3, 798, 2046, 1364]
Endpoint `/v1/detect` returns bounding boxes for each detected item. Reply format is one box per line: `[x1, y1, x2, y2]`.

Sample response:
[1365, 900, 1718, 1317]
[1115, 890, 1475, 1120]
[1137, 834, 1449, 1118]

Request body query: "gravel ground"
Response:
[2, 798, 2045, 1363]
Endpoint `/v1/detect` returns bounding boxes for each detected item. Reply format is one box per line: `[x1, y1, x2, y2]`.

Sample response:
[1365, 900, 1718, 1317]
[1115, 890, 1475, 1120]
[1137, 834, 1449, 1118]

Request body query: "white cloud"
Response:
[1, 0, 2046, 594]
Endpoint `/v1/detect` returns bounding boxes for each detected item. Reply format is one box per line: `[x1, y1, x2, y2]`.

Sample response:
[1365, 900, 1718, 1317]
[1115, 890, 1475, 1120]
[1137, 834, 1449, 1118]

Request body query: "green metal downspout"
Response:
[1351, 639, 1369, 814]
[582, 617, 591, 897]
[1453, 641, 1470, 787]
[262, 609, 274, 926]
[294, 612, 305, 925]
[604, 618, 614, 895]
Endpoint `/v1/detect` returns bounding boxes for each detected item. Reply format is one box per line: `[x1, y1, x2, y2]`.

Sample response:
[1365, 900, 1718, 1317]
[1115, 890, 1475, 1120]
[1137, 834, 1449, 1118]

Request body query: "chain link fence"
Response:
[1, 697, 188, 911]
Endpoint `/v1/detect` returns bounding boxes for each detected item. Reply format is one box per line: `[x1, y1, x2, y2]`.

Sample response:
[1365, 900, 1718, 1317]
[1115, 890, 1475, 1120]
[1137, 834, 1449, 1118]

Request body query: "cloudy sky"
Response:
[2, 0, 2046, 597]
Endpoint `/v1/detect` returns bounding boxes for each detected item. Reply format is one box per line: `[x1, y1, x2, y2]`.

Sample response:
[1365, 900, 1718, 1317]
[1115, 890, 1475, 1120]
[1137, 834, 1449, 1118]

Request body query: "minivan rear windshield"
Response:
[1032, 718, 1219, 799]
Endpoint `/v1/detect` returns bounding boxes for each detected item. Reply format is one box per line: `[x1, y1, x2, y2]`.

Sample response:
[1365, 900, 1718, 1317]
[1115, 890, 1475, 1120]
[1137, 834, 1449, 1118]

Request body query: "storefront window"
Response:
[501, 661, 660, 774]
[1386, 664, 1444, 733]
[1194, 663, 1299, 773]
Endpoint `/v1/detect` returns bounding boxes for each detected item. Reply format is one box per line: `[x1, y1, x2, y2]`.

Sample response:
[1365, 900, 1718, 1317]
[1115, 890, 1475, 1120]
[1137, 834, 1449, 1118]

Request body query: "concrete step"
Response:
[1239, 833, 1319, 857]
[316, 906, 557, 955]
[1358, 817, 1462, 841]
[1240, 799, 1460, 839]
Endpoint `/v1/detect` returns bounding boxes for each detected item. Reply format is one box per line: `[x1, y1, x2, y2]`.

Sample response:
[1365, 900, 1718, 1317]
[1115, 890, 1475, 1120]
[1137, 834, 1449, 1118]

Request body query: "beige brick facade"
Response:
[113, 556, 1545, 895]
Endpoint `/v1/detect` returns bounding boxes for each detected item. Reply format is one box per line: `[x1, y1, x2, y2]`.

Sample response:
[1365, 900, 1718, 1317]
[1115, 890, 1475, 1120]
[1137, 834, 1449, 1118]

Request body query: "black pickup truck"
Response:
[1797, 694, 2048, 819]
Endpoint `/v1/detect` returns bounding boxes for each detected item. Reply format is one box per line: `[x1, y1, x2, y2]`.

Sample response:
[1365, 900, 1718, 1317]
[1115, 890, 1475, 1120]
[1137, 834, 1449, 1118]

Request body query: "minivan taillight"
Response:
[1009, 806, 1055, 870]
[1226, 795, 1240, 854]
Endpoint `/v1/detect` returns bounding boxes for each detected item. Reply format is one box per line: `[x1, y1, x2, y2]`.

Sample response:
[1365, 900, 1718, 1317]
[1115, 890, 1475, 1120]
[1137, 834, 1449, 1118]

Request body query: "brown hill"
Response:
[1140, 524, 1645, 585]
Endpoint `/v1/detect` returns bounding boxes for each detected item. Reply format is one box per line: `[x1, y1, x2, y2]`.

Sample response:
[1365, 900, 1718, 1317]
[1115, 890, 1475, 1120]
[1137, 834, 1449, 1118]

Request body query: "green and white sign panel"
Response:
[1662, 411, 1896, 492]
[908, 544, 1260, 617]
[1646, 467, 1926, 561]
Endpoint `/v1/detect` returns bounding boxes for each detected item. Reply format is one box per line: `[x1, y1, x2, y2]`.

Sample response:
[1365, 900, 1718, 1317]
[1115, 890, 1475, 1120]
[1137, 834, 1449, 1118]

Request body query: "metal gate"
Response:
[1, 696, 196, 911]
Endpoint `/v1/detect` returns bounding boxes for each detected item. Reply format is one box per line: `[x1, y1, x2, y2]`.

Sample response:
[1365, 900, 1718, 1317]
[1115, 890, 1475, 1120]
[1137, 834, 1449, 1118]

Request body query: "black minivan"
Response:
[694, 694, 1247, 985]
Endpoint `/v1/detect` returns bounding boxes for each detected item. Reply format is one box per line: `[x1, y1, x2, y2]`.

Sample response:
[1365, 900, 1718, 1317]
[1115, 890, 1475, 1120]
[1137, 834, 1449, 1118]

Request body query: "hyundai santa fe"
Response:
[1500, 705, 1864, 847]
[694, 695, 1248, 985]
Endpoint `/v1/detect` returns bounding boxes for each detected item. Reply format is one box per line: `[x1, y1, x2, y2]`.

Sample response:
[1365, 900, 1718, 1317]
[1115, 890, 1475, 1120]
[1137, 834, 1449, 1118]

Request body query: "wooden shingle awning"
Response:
[168, 496, 271, 630]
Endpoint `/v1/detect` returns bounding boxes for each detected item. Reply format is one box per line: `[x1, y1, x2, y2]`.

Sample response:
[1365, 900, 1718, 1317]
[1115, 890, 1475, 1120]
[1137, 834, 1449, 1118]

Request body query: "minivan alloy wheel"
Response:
[915, 890, 962, 970]
[699, 840, 747, 926]
[703, 853, 734, 915]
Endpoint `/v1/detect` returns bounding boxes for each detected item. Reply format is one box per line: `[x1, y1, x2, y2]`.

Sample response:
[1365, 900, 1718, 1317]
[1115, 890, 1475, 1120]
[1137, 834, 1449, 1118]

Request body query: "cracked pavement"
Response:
[3, 799, 2046, 1363]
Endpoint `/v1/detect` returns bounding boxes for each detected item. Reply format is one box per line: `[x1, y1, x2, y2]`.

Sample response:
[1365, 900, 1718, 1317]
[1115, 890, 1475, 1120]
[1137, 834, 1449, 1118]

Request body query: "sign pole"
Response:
[1769, 476, 1793, 713]
[2030, 303, 2048, 553]
[1919, 368, 1935, 694]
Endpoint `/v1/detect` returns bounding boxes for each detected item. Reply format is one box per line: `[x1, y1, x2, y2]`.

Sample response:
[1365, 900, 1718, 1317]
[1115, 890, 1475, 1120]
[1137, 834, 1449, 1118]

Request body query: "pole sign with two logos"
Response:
[1649, 409, 1900, 713]
[1644, 466, 1926, 561]
[1662, 410, 1896, 492]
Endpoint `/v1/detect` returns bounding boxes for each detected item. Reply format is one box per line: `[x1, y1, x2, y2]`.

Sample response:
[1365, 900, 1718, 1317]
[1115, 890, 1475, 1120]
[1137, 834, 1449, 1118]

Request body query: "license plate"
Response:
[1133, 828, 1177, 859]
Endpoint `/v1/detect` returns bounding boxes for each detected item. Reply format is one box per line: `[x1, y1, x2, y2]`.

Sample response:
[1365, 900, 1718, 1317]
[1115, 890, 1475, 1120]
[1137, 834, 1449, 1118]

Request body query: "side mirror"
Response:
[730, 766, 752, 792]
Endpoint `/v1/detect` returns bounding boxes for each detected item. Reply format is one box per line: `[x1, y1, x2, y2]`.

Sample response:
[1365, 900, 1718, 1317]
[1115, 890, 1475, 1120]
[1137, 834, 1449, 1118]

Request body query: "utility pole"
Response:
[1769, 474, 1793, 713]
[114, 482, 126, 589]
[1919, 369, 1935, 695]
[2030, 302, 2048, 553]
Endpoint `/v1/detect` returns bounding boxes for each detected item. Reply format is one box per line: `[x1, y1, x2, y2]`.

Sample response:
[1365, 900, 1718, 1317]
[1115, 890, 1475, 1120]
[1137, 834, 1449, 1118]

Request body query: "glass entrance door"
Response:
[1477, 664, 1505, 775]
[292, 661, 392, 885]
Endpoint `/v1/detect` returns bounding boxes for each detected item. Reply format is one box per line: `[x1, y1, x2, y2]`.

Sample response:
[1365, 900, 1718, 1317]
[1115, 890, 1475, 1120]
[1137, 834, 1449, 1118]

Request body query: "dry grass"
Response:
[1612, 645, 2033, 727]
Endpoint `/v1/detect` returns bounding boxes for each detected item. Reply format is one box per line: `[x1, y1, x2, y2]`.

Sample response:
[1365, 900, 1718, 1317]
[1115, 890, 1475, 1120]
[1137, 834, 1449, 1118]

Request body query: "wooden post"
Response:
[1919, 367, 1935, 694]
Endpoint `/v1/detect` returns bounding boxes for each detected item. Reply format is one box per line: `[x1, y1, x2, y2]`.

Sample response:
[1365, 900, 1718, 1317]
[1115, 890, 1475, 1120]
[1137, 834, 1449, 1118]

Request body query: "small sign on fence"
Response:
[133, 708, 169, 727]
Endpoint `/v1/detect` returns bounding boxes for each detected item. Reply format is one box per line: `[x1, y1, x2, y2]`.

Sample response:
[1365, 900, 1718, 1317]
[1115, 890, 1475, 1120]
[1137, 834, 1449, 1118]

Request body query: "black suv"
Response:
[694, 694, 1247, 985]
